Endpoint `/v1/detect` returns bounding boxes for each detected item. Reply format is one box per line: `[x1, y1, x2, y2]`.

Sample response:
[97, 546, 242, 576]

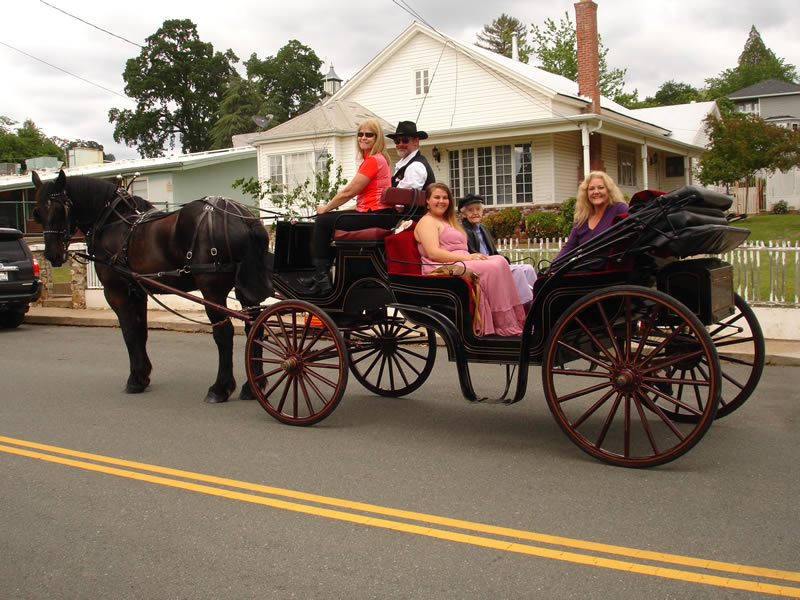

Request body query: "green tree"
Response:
[209, 75, 272, 149]
[0, 118, 65, 167]
[529, 12, 636, 107]
[108, 19, 238, 157]
[637, 80, 704, 107]
[698, 112, 800, 208]
[476, 13, 532, 63]
[705, 26, 798, 99]
[243, 40, 324, 125]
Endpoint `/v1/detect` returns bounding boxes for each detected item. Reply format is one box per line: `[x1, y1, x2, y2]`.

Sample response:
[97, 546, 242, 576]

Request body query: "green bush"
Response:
[559, 197, 577, 237]
[525, 211, 562, 238]
[483, 207, 522, 239]
[773, 200, 789, 215]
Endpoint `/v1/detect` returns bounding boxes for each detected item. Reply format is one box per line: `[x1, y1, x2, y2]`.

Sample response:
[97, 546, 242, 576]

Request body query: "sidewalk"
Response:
[23, 305, 800, 366]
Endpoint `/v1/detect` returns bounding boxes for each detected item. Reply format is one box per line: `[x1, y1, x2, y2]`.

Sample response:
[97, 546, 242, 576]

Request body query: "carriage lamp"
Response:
[432, 147, 441, 163]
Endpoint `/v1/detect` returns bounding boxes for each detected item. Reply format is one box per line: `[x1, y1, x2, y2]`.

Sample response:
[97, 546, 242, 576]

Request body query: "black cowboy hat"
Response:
[458, 193, 485, 211]
[387, 121, 428, 140]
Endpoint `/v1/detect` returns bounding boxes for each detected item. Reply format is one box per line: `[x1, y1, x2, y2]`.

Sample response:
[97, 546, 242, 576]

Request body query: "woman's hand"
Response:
[469, 253, 488, 260]
[316, 204, 329, 215]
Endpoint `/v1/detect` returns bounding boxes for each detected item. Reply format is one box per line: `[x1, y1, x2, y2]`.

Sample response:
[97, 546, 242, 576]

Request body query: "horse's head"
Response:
[32, 170, 76, 267]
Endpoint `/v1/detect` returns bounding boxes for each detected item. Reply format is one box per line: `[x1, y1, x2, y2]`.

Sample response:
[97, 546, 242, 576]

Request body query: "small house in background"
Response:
[728, 79, 800, 212]
[0, 147, 257, 235]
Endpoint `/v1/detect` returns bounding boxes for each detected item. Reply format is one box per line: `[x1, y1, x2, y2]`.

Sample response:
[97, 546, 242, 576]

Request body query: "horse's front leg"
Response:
[203, 298, 237, 404]
[105, 285, 152, 393]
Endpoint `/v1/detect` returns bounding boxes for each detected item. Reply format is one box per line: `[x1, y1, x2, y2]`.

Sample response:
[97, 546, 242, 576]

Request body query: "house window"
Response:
[477, 146, 494, 202]
[617, 145, 636, 187]
[448, 151, 460, 199]
[268, 155, 284, 187]
[514, 144, 533, 202]
[665, 156, 685, 178]
[449, 143, 533, 205]
[415, 69, 429, 95]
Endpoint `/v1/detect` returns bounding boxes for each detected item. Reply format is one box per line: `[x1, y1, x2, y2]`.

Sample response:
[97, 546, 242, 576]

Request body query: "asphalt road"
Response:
[1, 324, 798, 599]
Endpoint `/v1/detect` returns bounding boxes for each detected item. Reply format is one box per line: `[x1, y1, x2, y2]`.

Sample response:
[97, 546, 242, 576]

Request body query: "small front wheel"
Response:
[346, 312, 436, 397]
[245, 300, 348, 426]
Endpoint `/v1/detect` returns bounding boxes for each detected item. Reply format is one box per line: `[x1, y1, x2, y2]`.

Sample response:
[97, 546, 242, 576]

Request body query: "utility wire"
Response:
[0, 40, 128, 98]
[39, 0, 143, 48]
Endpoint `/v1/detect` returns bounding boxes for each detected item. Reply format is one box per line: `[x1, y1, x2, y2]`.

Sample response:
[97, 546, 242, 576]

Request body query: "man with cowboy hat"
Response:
[459, 193, 537, 306]
[387, 121, 435, 190]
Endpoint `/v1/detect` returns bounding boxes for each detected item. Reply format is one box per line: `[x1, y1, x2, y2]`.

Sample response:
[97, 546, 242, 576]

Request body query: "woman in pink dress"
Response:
[414, 183, 526, 336]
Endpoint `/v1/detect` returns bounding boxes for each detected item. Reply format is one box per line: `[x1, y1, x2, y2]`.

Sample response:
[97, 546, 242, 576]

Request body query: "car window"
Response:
[0, 239, 27, 261]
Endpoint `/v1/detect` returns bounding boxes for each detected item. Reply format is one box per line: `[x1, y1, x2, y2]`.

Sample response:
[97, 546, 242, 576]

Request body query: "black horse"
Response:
[32, 170, 273, 403]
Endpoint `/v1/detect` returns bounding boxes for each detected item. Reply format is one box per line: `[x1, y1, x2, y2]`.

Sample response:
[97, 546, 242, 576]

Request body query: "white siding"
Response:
[347, 33, 554, 131]
[552, 131, 582, 203]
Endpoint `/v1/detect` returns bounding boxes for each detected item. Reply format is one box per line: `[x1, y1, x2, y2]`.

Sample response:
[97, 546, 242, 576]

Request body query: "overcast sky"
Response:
[3, 0, 799, 161]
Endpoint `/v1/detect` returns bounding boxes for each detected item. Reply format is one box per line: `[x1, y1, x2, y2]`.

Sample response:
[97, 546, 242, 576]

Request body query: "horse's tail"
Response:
[234, 221, 273, 307]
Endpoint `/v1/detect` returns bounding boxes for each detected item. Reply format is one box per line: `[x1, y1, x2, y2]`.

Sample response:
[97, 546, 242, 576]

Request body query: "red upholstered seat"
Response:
[332, 187, 426, 242]
[333, 227, 392, 241]
[385, 226, 422, 274]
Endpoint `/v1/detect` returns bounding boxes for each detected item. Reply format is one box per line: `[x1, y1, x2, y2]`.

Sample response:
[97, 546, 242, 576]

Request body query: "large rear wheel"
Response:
[245, 300, 348, 425]
[542, 286, 720, 468]
[655, 293, 764, 421]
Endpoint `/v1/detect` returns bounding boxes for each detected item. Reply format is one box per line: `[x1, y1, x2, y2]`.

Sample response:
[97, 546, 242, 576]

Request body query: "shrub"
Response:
[559, 197, 577, 237]
[483, 207, 522, 239]
[525, 211, 562, 238]
[773, 200, 789, 215]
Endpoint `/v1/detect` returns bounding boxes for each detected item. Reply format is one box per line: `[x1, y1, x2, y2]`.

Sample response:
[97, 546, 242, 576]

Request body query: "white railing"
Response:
[497, 237, 800, 308]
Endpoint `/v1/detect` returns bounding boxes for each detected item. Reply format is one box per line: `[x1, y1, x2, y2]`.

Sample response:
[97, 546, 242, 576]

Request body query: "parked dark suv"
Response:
[0, 228, 42, 328]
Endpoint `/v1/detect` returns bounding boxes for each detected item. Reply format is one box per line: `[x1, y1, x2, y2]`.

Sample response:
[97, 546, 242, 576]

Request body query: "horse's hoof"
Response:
[125, 382, 148, 393]
[239, 383, 257, 400]
[204, 392, 229, 404]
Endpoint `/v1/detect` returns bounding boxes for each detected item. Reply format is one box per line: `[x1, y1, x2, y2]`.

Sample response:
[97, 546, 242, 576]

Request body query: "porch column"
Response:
[684, 156, 691, 186]
[641, 144, 649, 190]
[581, 124, 591, 179]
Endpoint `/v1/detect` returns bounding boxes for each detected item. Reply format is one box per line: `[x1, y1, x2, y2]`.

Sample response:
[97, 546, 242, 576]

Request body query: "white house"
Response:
[250, 14, 711, 212]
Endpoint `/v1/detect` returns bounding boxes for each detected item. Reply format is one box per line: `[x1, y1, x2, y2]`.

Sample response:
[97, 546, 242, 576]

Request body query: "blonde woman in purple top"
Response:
[557, 171, 628, 259]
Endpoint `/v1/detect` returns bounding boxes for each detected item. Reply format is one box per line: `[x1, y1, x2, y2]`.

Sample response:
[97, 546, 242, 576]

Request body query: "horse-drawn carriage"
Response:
[33, 172, 764, 468]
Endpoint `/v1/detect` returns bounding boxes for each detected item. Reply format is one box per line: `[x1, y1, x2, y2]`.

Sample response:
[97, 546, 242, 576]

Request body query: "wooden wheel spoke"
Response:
[636, 390, 687, 441]
[594, 393, 622, 448]
[388, 354, 413, 387]
[556, 380, 612, 403]
[555, 339, 614, 373]
[571, 389, 616, 428]
[643, 381, 705, 416]
[572, 314, 619, 365]
[632, 393, 661, 455]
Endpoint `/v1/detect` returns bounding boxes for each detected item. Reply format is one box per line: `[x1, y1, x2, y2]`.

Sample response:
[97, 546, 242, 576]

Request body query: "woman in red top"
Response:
[299, 119, 395, 294]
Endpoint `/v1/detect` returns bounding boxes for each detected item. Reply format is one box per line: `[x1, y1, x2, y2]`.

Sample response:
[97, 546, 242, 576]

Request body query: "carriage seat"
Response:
[385, 223, 480, 334]
[332, 188, 426, 242]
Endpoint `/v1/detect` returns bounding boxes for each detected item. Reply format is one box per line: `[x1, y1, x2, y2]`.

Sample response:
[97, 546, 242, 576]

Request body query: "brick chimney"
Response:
[575, 0, 601, 114]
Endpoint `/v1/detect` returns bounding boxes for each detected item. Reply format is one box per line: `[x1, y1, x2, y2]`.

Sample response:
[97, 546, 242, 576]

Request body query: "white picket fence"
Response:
[496, 237, 800, 308]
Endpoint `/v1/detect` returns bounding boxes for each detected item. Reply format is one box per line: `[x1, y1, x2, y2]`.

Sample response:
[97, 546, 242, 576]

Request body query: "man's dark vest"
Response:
[391, 151, 435, 189]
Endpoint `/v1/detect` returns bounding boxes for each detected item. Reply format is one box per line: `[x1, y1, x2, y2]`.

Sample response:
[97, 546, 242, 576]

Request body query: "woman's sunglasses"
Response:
[357, 131, 376, 138]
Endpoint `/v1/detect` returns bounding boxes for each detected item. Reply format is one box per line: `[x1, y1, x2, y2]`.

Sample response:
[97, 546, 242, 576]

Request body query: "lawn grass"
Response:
[50, 265, 71, 284]
[729, 214, 800, 243]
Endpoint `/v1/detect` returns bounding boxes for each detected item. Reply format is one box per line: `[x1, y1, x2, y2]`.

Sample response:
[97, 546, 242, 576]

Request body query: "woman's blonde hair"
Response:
[425, 183, 463, 232]
[573, 171, 625, 227]
[355, 119, 389, 164]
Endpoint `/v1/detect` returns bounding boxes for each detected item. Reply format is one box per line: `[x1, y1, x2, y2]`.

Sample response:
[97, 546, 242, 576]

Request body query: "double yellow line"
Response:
[2, 434, 798, 597]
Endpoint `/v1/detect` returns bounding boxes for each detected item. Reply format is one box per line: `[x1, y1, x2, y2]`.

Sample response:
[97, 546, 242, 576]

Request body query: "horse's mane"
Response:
[65, 175, 153, 211]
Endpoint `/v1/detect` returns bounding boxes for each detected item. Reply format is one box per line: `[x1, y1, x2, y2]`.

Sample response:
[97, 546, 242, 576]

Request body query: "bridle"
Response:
[41, 189, 76, 259]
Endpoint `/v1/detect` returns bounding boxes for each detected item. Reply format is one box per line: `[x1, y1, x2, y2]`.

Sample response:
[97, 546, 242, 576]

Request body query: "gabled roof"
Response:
[247, 100, 393, 145]
[629, 101, 719, 147]
[331, 21, 643, 122]
[729, 78, 800, 99]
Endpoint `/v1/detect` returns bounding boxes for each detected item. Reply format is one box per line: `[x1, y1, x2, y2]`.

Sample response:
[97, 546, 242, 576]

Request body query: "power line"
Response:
[0, 40, 128, 98]
[39, 0, 143, 48]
